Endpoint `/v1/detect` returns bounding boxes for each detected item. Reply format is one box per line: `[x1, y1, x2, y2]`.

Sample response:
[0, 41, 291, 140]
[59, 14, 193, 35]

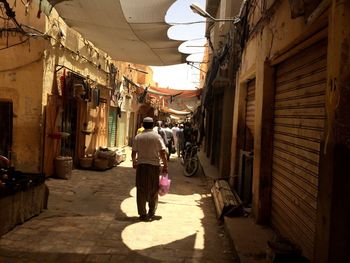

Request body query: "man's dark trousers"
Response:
[136, 164, 160, 217]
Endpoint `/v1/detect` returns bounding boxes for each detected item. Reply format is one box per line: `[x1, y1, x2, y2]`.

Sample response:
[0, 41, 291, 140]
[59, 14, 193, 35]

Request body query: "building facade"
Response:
[0, 1, 154, 176]
[201, 0, 350, 262]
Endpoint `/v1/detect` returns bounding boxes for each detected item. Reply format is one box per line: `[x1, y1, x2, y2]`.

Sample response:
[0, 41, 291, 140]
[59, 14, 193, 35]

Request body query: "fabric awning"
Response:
[148, 86, 201, 98]
[48, 0, 185, 66]
[147, 87, 181, 97]
[161, 107, 191, 115]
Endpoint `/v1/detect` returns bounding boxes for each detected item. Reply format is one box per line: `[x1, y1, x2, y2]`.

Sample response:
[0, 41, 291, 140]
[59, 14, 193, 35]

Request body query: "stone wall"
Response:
[0, 183, 48, 237]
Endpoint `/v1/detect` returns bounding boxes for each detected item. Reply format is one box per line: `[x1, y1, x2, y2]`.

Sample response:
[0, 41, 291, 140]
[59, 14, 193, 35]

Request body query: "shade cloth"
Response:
[48, 0, 185, 66]
[160, 107, 191, 115]
[148, 86, 201, 98]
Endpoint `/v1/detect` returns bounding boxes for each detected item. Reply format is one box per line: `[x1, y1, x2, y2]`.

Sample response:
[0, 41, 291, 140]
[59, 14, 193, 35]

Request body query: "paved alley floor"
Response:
[0, 149, 237, 263]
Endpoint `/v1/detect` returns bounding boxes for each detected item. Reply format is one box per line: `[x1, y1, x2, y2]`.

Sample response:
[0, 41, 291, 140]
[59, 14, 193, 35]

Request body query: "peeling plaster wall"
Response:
[235, 0, 316, 210]
[232, 0, 329, 260]
[43, 8, 111, 156]
[240, 0, 306, 75]
[43, 9, 109, 98]
[0, 1, 113, 172]
[0, 1, 46, 173]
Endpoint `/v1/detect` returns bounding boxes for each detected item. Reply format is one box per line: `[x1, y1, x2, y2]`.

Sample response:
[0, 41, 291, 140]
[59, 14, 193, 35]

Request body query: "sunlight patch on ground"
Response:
[121, 187, 205, 251]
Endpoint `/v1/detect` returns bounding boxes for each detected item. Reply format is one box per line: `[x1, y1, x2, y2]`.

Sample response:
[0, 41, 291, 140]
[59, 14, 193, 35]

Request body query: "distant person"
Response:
[132, 117, 168, 221]
[137, 126, 144, 135]
[192, 123, 199, 145]
[171, 123, 179, 153]
[153, 121, 168, 147]
[183, 122, 193, 146]
[164, 123, 174, 160]
[176, 124, 184, 157]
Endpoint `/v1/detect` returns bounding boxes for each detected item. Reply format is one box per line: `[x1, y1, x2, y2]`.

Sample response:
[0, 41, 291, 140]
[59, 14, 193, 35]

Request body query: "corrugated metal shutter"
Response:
[245, 79, 255, 150]
[271, 39, 327, 259]
[108, 107, 117, 147]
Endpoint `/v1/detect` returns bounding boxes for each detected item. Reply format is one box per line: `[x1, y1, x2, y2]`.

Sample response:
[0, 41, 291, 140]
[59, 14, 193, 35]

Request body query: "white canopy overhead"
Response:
[48, 0, 185, 66]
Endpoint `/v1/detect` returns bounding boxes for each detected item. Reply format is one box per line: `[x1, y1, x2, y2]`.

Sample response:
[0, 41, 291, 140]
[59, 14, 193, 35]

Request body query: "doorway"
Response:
[0, 101, 13, 159]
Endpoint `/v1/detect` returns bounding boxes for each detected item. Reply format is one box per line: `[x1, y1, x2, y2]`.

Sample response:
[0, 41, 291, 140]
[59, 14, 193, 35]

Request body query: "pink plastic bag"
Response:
[159, 173, 171, 196]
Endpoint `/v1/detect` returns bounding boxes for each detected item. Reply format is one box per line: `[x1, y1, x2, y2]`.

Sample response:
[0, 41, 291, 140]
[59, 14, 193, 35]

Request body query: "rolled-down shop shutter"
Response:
[271, 39, 327, 259]
[245, 79, 256, 151]
[237, 79, 256, 205]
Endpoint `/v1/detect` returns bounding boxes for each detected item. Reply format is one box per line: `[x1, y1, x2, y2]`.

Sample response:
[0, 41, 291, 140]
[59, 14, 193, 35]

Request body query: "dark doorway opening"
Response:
[0, 101, 13, 159]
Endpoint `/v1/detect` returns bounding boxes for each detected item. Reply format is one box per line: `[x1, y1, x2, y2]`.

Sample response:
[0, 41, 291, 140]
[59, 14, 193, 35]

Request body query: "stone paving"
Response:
[0, 148, 237, 262]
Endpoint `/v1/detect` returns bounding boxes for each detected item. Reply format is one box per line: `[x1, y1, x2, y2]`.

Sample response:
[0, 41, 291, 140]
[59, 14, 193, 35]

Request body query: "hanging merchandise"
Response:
[109, 63, 118, 90]
[82, 80, 91, 101]
[59, 68, 66, 99]
[116, 106, 121, 118]
[73, 84, 85, 99]
[137, 87, 148, 103]
[92, 88, 100, 108]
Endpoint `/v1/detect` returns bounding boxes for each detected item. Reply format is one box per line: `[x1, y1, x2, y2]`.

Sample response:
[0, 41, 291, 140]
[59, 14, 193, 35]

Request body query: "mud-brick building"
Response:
[201, 0, 350, 262]
[0, 1, 112, 176]
[112, 63, 154, 148]
[0, 1, 151, 176]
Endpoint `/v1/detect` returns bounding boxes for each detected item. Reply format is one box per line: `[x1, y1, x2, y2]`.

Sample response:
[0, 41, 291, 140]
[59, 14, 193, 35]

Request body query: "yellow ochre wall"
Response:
[231, 0, 329, 261]
[0, 1, 112, 173]
[0, 1, 46, 173]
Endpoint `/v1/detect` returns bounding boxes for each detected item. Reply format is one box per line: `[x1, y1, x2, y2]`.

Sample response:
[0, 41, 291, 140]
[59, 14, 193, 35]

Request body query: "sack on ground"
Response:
[159, 173, 171, 196]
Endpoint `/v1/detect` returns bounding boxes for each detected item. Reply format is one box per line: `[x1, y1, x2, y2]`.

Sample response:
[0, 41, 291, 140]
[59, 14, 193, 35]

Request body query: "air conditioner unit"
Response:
[237, 150, 254, 205]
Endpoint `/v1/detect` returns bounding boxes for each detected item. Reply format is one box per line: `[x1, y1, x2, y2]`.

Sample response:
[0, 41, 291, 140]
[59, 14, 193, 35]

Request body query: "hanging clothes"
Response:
[92, 88, 100, 108]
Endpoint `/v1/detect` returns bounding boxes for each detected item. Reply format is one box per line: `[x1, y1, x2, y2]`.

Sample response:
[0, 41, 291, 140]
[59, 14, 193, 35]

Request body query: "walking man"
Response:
[171, 123, 179, 153]
[177, 124, 184, 157]
[132, 117, 168, 221]
[164, 123, 174, 160]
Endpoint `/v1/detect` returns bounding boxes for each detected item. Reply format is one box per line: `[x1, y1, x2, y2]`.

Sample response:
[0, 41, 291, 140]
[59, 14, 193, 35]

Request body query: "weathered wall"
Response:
[233, 0, 319, 217]
[1, 1, 115, 173]
[42, 8, 112, 160]
[114, 62, 150, 147]
[232, 0, 331, 261]
[43, 9, 109, 99]
[0, 1, 46, 172]
[315, 1, 350, 262]
[84, 87, 110, 152]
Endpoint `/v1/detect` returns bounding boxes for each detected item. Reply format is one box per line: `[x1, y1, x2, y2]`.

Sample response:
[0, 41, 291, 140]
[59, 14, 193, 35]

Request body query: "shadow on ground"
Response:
[0, 156, 236, 262]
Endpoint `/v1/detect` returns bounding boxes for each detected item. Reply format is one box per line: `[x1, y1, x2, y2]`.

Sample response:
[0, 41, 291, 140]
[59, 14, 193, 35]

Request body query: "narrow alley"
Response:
[2, 1, 350, 262]
[0, 149, 237, 263]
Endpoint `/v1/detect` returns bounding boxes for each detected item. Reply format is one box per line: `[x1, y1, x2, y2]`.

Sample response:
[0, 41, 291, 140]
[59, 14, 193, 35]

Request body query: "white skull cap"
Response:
[143, 117, 154, 123]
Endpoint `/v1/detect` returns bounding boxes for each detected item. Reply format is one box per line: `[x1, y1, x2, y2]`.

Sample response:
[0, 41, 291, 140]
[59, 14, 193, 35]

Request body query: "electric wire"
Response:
[0, 36, 29, 50]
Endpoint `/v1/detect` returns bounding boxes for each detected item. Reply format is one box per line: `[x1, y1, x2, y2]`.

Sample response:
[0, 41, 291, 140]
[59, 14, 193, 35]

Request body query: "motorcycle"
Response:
[182, 142, 199, 177]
